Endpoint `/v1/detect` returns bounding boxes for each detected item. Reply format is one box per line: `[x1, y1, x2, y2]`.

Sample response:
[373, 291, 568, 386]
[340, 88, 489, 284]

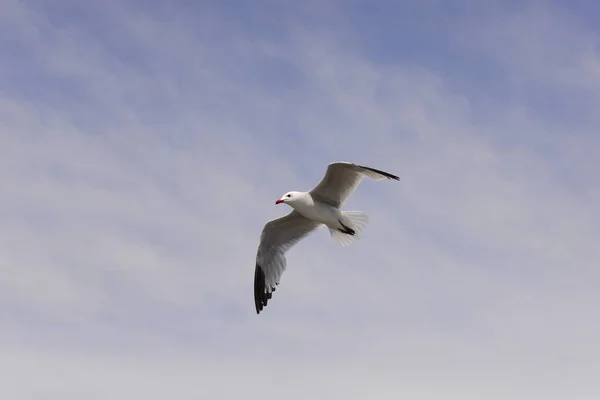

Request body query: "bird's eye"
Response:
[287, 194, 291, 197]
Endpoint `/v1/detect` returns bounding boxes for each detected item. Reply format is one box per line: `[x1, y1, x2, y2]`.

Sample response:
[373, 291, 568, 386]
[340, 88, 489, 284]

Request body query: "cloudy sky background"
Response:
[1, 0, 599, 398]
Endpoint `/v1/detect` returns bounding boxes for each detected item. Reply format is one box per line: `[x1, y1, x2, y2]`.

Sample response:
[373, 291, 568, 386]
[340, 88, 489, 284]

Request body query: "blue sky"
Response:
[1, 0, 599, 398]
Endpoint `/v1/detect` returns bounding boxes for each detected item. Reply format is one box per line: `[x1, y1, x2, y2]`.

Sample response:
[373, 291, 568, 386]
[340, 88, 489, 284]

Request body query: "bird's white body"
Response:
[253, 161, 400, 314]
[280, 191, 343, 230]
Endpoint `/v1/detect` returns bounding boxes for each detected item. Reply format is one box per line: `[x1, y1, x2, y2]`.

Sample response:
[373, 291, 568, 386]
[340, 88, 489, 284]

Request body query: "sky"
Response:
[1, 0, 599, 398]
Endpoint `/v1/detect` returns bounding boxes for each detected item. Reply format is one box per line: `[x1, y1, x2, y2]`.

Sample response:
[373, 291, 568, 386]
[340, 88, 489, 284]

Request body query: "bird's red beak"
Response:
[275, 199, 284, 204]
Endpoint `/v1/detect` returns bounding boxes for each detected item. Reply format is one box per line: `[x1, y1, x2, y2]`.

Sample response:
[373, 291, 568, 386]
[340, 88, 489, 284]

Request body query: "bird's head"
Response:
[275, 191, 300, 206]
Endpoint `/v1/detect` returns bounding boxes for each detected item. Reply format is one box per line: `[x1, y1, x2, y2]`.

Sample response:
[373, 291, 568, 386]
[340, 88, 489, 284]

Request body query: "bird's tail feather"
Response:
[329, 211, 370, 247]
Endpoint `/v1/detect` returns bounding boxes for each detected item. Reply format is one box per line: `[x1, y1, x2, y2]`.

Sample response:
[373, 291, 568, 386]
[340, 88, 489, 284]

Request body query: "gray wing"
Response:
[254, 210, 321, 314]
[309, 162, 400, 208]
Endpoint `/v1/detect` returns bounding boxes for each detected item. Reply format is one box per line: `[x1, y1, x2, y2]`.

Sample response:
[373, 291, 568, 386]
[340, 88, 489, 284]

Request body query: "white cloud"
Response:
[1, 0, 599, 399]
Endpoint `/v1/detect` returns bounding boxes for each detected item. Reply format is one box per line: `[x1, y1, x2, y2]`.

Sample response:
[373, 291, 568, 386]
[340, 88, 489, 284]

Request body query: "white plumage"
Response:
[254, 162, 400, 314]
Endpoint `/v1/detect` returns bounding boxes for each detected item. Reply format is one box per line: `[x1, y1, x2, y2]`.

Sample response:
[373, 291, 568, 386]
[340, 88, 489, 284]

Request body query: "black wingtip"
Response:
[254, 264, 272, 314]
[356, 164, 400, 181]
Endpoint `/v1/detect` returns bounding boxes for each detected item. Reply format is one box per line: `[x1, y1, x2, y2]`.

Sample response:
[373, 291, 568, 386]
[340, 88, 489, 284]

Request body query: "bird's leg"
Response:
[338, 220, 355, 235]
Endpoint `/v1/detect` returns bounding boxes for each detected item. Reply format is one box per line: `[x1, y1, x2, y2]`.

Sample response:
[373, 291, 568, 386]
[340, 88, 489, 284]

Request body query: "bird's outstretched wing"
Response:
[254, 210, 321, 314]
[309, 162, 400, 208]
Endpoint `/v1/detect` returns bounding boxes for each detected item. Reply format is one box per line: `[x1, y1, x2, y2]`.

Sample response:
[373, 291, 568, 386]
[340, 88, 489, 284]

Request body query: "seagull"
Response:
[254, 161, 400, 314]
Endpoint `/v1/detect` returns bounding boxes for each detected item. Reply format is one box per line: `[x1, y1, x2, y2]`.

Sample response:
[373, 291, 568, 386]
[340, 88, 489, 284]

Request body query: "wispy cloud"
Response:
[1, 0, 599, 398]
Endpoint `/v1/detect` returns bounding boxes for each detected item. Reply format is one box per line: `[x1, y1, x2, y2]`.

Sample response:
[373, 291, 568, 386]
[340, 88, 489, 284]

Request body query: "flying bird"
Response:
[254, 161, 400, 314]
